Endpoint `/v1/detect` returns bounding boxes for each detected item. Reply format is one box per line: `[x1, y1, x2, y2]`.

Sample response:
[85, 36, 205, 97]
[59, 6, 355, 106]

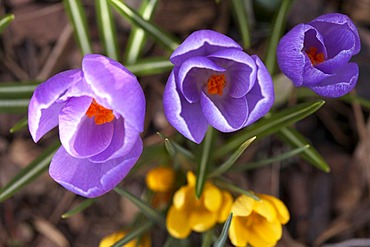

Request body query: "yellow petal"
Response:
[253, 197, 276, 222]
[203, 184, 222, 212]
[231, 195, 254, 217]
[259, 194, 290, 224]
[189, 207, 218, 232]
[146, 166, 175, 192]
[173, 185, 194, 210]
[140, 234, 151, 247]
[228, 216, 250, 247]
[99, 231, 137, 247]
[248, 229, 276, 247]
[217, 191, 233, 223]
[187, 171, 196, 187]
[166, 205, 192, 239]
[252, 216, 282, 244]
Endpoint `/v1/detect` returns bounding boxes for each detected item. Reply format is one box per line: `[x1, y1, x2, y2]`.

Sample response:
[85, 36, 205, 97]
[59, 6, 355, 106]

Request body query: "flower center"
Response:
[207, 74, 226, 96]
[306, 47, 324, 65]
[86, 99, 115, 125]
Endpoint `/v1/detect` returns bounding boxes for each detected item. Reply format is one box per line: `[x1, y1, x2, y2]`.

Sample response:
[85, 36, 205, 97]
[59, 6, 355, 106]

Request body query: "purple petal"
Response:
[309, 13, 360, 55]
[316, 28, 357, 74]
[244, 55, 274, 126]
[163, 71, 208, 144]
[302, 56, 332, 85]
[49, 138, 143, 198]
[89, 118, 140, 162]
[82, 54, 145, 132]
[303, 28, 327, 59]
[200, 91, 248, 132]
[277, 24, 308, 86]
[170, 30, 242, 66]
[310, 62, 359, 97]
[178, 57, 226, 103]
[208, 49, 257, 98]
[28, 69, 83, 142]
[58, 96, 114, 158]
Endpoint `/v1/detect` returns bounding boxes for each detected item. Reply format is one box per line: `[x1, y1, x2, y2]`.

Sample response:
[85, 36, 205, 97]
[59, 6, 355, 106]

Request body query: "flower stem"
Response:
[195, 127, 214, 199]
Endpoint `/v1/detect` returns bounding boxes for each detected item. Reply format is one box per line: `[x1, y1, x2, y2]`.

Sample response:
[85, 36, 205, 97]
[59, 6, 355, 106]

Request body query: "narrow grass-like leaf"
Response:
[233, 145, 309, 171]
[230, 0, 251, 49]
[0, 142, 60, 202]
[164, 138, 176, 157]
[201, 229, 214, 247]
[63, 0, 92, 55]
[108, 0, 180, 51]
[209, 136, 256, 178]
[196, 128, 214, 199]
[0, 99, 30, 113]
[10, 117, 28, 133]
[278, 127, 330, 172]
[0, 82, 38, 99]
[213, 213, 233, 247]
[264, 0, 294, 74]
[341, 94, 370, 109]
[215, 179, 259, 201]
[157, 132, 195, 160]
[216, 100, 325, 159]
[125, 57, 173, 76]
[124, 0, 158, 64]
[163, 236, 192, 247]
[61, 198, 96, 219]
[113, 187, 166, 228]
[0, 14, 14, 33]
[112, 221, 153, 247]
[95, 0, 119, 60]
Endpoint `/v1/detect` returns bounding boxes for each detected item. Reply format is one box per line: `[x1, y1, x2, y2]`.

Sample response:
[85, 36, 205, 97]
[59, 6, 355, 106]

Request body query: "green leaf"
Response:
[0, 14, 14, 33]
[278, 127, 330, 172]
[201, 229, 214, 247]
[230, 0, 251, 49]
[10, 117, 28, 133]
[213, 213, 233, 247]
[0, 142, 60, 202]
[113, 187, 166, 228]
[215, 179, 259, 201]
[341, 94, 370, 109]
[112, 221, 153, 247]
[124, 0, 159, 64]
[209, 136, 256, 178]
[216, 100, 325, 159]
[63, 0, 92, 55]
[95, 0, 119, 60]
[233, 144, 309, 171]
[264, 0, 294, 74]
[164, 138, 176, 157]
[0, 99, 29, 113]
[196, 128, 214, 199]
[157, 132, 195, 160]
[108, 0, 180, 52]
[0, 82, 38, 99]
[125, 57, 173, 76]
[61, 198, 96, 219]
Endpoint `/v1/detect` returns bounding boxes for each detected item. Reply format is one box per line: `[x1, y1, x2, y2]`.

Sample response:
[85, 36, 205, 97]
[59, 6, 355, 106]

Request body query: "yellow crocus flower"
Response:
[146, 166, 175, 192]
[166, 171, 233, 239]
[228, 193, 290, 247]
[99, 230, 150, 247]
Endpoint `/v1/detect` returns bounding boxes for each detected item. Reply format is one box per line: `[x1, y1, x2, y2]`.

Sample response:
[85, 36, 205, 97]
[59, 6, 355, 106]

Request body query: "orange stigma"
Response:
[306, 47, 325, 65]
[86, 99, 115, 125]
[207, 74, 226, 96]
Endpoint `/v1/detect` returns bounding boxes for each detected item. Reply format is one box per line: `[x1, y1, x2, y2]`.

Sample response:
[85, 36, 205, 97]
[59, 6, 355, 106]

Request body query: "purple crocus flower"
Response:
[28, 54, 146, 198]
[277, 13, 360, 97]
[163, 30, 274, 144]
